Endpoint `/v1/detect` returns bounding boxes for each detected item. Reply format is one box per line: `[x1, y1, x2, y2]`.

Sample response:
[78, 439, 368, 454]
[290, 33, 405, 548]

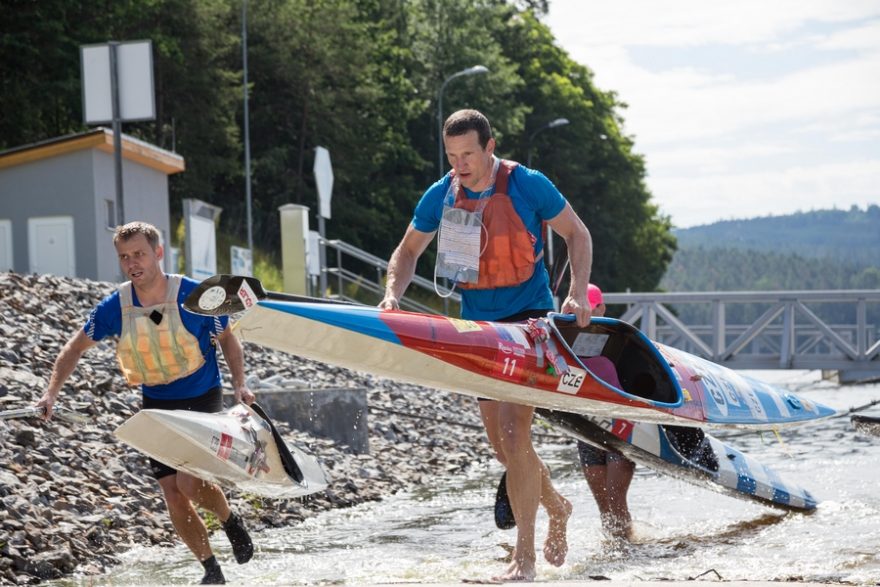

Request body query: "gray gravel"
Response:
[0, 271, 521, 584]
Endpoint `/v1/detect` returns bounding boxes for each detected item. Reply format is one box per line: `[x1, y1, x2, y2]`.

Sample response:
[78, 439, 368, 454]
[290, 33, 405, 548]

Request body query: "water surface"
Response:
[60, 372, 880, 585]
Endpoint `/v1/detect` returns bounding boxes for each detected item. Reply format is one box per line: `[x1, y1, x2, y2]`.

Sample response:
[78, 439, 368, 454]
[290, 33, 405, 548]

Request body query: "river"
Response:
[56, 371, 880, 585]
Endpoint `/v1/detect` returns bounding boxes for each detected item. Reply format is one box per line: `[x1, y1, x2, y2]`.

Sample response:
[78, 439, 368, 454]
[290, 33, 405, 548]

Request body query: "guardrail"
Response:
[322, 238, 461, 314]
[605, 290, 880, 377]
[312, 236, 880, 379]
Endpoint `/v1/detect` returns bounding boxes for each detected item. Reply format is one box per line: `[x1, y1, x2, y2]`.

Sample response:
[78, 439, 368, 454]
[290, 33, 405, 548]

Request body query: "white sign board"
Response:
[231, 246, 253, 276]
[81, 40, 156, 124]
[314, 146, 334, 219]
[189, 216, 217, 280]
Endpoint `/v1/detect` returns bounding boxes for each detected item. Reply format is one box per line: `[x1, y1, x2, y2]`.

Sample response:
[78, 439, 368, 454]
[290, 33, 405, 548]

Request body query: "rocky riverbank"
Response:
[0, 272, 548, 584]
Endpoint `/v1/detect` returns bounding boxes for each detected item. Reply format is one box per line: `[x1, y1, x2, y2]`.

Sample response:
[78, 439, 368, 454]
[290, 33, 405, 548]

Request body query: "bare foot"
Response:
[543, 496, 573, 566]
[493, 558, 537, 582]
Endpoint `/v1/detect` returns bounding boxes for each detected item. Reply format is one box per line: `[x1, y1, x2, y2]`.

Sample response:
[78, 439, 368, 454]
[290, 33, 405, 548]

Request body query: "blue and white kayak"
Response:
[539, 409, 818, 512]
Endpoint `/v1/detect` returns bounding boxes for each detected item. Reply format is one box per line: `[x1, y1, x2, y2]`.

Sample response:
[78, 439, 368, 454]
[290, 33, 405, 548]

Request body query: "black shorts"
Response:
[577, 440, 628, 466]
[141, 387, 224, 479]
[477, 308, 552, 402]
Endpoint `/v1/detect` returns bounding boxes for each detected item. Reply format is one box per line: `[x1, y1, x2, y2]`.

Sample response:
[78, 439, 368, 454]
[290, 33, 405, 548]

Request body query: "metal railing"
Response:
[321, 238, 460, 314]
[311, 237, 880, 377]
[605, 290, 880, 373]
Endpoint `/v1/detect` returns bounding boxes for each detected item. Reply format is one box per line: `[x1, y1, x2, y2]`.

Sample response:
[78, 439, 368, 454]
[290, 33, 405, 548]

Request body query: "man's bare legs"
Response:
[583, 458, 635, 538]
[159, 472, 233, 562]
[480, 401, 572, 580]
[480, 402, 571, 520]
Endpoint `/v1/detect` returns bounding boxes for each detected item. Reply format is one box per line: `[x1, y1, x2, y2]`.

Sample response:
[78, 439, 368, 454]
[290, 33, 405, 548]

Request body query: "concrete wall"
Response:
[232, 388, 370, 454]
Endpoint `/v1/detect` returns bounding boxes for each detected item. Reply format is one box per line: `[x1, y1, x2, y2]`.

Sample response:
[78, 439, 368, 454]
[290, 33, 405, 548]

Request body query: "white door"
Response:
[28, 216, 76, 277]
[0, 220, 12, 271]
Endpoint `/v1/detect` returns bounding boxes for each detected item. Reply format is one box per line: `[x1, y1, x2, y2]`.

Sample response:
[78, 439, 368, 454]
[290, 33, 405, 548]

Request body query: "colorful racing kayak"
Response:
[538, 409, 818, 511]
[185, 275, 837, 429]
[115, 402, 329, 498]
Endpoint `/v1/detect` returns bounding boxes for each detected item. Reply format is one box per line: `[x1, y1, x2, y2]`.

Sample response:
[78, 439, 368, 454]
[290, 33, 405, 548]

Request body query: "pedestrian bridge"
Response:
[316, 238, 880, 382]
[604, 290, 880, 382]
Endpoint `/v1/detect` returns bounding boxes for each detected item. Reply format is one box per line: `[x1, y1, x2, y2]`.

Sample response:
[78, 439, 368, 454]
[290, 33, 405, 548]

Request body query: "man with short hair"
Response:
[37, 221, 255, 585]
[380, 109, 593, 581]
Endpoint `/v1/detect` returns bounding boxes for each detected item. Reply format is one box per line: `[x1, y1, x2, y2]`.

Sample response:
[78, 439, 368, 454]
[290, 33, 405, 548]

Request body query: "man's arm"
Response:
[378, 225, 435, 310]
[547, 202, 593, 327]
[217, 327, 255, 405]
[37, 330, 97, 419]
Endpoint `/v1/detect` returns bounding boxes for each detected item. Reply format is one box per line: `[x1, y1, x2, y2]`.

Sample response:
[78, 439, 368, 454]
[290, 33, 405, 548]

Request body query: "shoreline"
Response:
[0, 272, 497, 583]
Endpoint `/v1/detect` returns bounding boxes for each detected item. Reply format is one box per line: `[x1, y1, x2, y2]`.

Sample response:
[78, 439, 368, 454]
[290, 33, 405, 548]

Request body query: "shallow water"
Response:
[58, 372, 880, 585]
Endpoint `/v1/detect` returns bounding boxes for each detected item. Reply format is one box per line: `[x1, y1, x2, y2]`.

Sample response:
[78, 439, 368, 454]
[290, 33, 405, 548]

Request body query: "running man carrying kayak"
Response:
[37, 221, 255, 585]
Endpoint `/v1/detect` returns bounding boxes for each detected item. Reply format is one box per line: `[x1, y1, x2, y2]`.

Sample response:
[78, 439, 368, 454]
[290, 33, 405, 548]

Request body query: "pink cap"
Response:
[587, 283, 603, 309]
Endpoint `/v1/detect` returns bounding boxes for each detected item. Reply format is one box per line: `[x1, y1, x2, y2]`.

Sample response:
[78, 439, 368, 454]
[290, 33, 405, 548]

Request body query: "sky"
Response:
[542, 0, 880, 228]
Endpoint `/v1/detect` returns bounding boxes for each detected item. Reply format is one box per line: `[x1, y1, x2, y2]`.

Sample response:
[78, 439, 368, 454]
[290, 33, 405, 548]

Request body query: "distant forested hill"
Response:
[673, 205, 880, 266]
[662, 205, 880, 292]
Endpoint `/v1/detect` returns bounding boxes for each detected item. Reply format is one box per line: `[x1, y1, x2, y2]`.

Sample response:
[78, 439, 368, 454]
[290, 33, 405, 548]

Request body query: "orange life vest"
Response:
[451, 159, 541, 290]
[116, 275, 206, 386]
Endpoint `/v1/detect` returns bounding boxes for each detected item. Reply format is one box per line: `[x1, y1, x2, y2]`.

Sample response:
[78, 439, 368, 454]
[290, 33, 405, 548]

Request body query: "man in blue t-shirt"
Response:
[37, 221, 255, 585]
[379, 109, 593, 581]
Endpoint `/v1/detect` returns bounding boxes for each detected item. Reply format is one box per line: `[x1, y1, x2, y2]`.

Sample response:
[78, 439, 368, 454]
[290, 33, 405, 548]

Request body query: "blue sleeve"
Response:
[411, 176, 451, 233]
[83, 291, 122, 341]
[515, 166, 567, 220]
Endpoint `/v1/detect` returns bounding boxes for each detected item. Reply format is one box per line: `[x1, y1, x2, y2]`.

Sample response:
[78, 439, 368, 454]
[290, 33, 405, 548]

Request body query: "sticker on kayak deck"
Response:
[211, 433, 234, 460]
[740, 387, 767, 421]
[447, 318, 482, 333]
[493, 342, 526, 382]
[494, 324, 530, 349]
[610, 419, 635, 440]
[719, 377, 742, 407]
[237, 280, 258, 309]
[198, 286, 227, 311]
[571, 333, 609, 357]
[700, 369, 729, 417]
[557, 366, 587, 394]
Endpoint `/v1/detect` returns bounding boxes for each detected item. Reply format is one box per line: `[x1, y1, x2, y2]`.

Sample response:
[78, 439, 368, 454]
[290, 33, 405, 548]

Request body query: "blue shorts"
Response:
[577, 440, 628, 467]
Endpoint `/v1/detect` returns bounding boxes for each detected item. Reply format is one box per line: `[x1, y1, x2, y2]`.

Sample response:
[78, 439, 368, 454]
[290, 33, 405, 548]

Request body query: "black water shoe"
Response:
[494, 471, 516, 529]
[222, 512, 254, 564]
[200, 555, 226, 584]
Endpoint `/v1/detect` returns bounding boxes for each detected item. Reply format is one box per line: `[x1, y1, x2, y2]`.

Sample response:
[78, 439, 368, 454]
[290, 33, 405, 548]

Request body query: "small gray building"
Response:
[0, 128, 184, 281]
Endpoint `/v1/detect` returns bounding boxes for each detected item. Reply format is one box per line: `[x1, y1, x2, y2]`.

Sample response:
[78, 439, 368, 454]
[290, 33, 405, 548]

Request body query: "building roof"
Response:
[0, 128, 185, 175]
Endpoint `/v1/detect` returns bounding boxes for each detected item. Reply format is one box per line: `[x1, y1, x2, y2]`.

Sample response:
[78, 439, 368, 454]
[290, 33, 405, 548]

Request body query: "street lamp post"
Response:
[526, 117, 570, 304]
[437, 65, 489, 177]
[526, 117, 569, 168]
[243, 0, 254, 270]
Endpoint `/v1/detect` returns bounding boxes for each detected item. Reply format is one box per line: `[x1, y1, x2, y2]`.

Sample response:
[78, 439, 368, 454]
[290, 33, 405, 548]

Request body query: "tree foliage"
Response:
[0, 0, 675, 293]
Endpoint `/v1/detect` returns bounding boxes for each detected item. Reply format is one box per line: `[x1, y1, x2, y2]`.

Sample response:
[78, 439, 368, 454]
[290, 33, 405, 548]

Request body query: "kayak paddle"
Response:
[0, 406, 89, 424]
[183, 274, 358, 317]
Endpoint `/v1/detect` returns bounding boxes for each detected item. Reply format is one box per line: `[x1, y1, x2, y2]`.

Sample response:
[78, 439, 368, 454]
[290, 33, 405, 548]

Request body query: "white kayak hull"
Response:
[115, 403, 329, 498]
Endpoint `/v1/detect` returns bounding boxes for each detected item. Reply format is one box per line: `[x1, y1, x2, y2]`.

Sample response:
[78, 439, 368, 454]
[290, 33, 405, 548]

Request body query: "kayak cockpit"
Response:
[551, 316, 680, 406]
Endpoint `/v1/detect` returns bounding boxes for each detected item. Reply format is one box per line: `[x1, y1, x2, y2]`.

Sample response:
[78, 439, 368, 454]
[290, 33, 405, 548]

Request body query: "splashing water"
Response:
[54, 372, 880, 585]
